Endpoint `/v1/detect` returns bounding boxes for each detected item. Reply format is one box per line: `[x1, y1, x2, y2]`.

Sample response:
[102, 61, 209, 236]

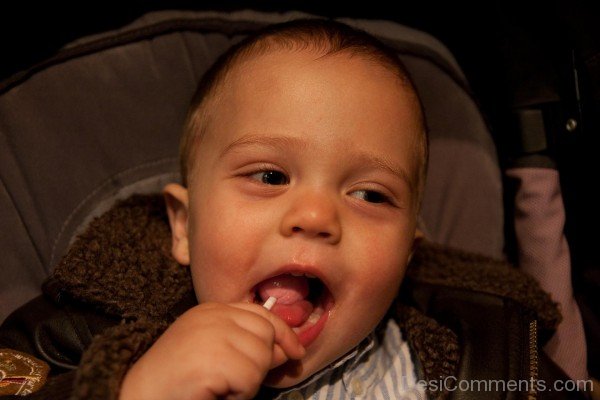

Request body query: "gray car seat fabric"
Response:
[0, 10, 503, 322]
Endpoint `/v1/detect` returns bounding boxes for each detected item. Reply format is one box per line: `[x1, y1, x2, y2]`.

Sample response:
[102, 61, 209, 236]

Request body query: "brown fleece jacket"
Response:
[48, 195, 560, 400]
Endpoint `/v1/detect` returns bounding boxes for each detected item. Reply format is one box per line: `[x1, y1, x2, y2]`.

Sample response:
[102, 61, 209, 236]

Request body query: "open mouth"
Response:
[252, 272, 334, 347]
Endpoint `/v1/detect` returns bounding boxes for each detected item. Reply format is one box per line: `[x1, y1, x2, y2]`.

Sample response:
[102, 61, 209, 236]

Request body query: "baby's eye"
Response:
[249, 170, 289, 185]
[350, 190, 390, 204]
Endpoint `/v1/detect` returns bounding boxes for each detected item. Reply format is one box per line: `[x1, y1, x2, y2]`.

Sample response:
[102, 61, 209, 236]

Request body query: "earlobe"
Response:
[163, 183, 191, 266]
[408, 228, 425, 264]
[414, 228, 425, 242]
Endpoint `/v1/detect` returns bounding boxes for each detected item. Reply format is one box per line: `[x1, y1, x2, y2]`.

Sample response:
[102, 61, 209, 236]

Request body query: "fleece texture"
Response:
[407, 241, 561, 332]
[53, 195, 193, 320]
[49, 194, 559, 400]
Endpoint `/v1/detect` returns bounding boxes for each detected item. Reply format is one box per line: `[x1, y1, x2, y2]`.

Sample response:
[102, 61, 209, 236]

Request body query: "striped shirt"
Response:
[269, 318, 427, 400]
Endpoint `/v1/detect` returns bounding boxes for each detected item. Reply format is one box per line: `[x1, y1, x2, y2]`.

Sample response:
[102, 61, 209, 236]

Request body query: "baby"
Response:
[0, 14, 580, 400]
[119, 18, 427, 399]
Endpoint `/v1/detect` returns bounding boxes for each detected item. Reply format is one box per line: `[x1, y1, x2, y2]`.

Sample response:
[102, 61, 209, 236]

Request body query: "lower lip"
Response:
[294, 295, 333, 348]
[296, 311, 328, 347]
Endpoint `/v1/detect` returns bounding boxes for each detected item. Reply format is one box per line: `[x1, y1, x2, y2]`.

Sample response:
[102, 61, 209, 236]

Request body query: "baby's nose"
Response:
[279, 192, 341, 244]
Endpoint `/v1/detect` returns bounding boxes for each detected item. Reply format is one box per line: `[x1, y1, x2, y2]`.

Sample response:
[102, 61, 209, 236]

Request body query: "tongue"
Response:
[258, 274, 309, 304]
[257, 274, 313, 327]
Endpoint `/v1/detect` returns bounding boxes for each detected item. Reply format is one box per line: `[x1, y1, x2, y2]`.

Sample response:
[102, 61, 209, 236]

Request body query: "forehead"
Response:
[201, 48, 422, 179]
[225, 48, 408, 107]
[212, 49, 418, 134]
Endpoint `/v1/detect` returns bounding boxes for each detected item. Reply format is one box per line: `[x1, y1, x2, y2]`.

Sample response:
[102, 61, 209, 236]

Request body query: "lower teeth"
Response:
[292, 310, 322, 333]
[307, 311, 321, 324]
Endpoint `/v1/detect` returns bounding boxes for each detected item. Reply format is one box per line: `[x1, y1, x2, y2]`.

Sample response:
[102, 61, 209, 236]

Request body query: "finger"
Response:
[220, 341, 266, 399]
[226, 327, 273, 373]
[228, 315, 287, 368]
[215, 304, 299, 368]
[271, 344, 288, 369]
[200, 349, 264, 400]
[231, 303, 306, 360]
[196, 303, 296, 369]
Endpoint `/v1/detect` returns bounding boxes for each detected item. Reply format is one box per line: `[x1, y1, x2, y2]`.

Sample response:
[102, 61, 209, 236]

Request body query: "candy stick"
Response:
[263, 296, 277, 310]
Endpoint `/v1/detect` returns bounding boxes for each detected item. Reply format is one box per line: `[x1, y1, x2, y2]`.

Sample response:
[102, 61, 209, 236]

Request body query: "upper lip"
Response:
[251, 263, 333, 301]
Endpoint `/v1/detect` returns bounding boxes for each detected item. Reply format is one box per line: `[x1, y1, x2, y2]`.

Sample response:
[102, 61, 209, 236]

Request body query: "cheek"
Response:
[352, 219, 411, 276]
[343, 267, 403, 350]
[344, 221, 411, 322]
[187, 191, 277, 301]
[355, 257, 404, 312]
[187, 195, 252, 299]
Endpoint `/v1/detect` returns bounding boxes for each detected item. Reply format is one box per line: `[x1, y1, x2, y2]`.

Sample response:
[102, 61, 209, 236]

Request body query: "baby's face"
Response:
[173, 49, 422, 387]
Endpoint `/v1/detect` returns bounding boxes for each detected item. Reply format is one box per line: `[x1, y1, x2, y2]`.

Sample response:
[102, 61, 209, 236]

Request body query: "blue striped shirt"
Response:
[271, 319, 427, 399]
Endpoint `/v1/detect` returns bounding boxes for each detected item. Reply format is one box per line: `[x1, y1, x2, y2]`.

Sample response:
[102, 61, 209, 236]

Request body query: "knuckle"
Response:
[255, 317, 276, 340]
[246, 364, 265, 385]
[255, 342, 273, 369]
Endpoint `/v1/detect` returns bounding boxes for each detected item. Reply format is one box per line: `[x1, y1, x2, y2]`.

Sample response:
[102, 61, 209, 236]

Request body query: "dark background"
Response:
[1, 1, 597, 161]
[1, 0, 598, 377]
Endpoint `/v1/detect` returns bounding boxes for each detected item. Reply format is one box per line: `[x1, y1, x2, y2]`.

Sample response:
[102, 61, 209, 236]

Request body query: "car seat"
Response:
[0, 8, 585, 384]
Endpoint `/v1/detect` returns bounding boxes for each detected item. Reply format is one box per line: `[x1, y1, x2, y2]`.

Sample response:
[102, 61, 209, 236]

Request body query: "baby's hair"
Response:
[180, 18, 428, 202]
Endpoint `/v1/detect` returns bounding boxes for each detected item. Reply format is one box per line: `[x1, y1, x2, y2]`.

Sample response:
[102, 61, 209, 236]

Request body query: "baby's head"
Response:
[164, 19, 428, 387]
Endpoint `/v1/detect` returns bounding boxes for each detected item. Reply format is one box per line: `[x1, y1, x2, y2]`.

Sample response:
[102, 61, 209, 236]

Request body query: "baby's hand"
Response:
[119, 302, 305, 400]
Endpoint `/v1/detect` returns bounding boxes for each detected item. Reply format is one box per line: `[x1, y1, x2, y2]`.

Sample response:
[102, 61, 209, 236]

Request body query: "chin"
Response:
[263, 343, 338, 388]
[263, 359, 307, 388]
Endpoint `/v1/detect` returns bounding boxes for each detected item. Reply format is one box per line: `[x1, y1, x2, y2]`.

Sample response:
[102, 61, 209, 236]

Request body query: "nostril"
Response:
[291, 226, 331, 238]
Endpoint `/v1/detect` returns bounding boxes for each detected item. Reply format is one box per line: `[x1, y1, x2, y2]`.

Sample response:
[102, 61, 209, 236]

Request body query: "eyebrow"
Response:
[219, 134, 308, 158]
[220, 134, 414, 193]
[352, 152, 414, 194]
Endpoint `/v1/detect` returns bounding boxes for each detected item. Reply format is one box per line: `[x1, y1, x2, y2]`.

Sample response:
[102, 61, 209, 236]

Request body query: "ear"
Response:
[163, 183, 191, 266]
[414, 228, 425, 242]
[407, 228, 425, 264]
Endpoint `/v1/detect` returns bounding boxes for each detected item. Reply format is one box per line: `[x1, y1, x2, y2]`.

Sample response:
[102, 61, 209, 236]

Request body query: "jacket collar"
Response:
[50, 194, 559, 400]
